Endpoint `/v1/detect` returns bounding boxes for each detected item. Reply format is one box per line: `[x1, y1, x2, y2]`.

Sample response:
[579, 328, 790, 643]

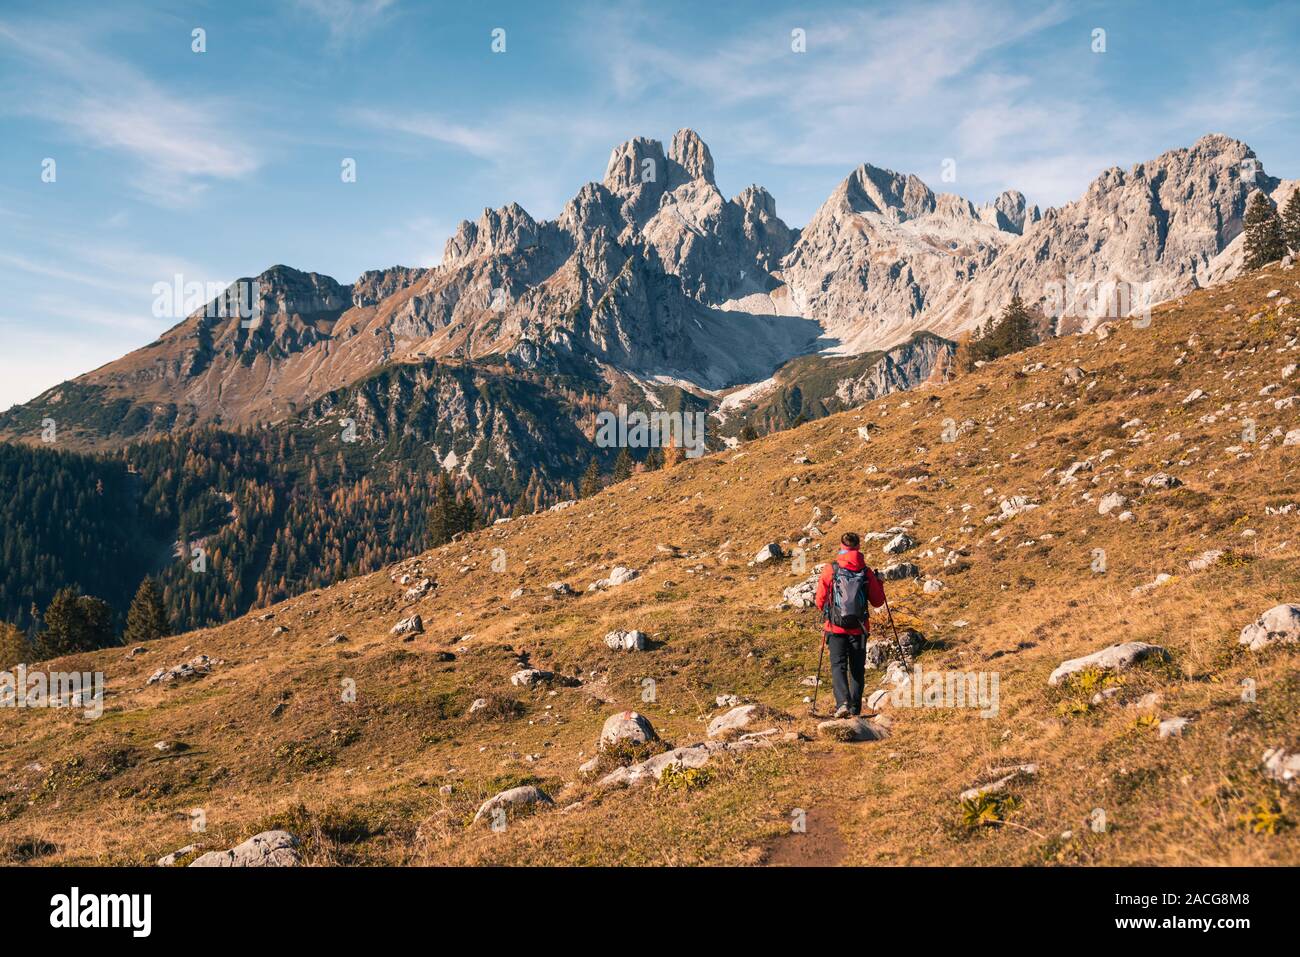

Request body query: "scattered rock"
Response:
[782, 574, 819, 607]
[390, 615, 424, 638]
[1131, 573, 1172, 597]
[1143, 472, 1182, 490]
[156, 844, 199, 866]
[588, 566, 639, 591]
[883, 533, 917, 555]
[1098, 492, 1127, 516]
[1262, 747, 1300, 790]
[959, 764, 1038, 802]
[817, 716, 889, 742]
[1158, 717, 1190, 739]
[707, 704, 760, 738]
[923, 578, 945, 594]
[597, 735, 778, 788]
[510, 668, 554, 687]
[754, 543, 784, 564]
[1238, 604, 1300, 651]
[547, 581, 577, 597]
[1187, 550, 1223, 572]
[603, 629, 648, 651]
[1047, 641, 1169, 686]
[472, 785, 553, 824]
[878, 562, 920, 581]
[146, 655, 214, 687]
[189, 830, 300, 868]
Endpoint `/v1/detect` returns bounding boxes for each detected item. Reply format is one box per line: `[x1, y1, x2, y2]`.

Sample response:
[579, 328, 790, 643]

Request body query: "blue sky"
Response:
[1, 0, 1298, 411]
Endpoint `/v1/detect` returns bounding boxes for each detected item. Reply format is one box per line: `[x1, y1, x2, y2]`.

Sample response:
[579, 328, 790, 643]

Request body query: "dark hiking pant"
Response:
[827, 631, 866, 713]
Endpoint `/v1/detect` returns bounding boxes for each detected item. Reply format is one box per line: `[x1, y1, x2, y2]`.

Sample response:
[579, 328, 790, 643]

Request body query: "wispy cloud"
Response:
[348, 108, 506, 157]
[293, 0, 398, 44]
[0, 20, 261, 205]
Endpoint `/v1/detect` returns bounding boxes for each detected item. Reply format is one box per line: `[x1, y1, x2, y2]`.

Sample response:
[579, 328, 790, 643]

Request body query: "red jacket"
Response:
[815, 548, 886, 635]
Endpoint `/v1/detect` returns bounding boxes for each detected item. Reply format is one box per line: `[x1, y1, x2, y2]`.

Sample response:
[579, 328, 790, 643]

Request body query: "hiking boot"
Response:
[833, 705, 851, 719]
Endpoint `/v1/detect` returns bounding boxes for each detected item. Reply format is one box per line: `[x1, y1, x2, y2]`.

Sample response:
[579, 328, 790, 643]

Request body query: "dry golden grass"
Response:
[2, 267, 1299, 866]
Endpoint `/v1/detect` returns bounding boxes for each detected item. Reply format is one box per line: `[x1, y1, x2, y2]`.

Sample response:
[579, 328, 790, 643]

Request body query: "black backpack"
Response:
[826, 564, 868, 630]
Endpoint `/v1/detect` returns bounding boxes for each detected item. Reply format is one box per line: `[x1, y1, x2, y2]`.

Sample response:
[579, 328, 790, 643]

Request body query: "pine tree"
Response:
[579, 458, 602, 497]
[611, 448, 633, 483]
[1243, 192, 1286, 269]
[426, 474, 457, 546]
[123, 577, 169, 645]
[961, 295, 1038, 370]
[1281, 189, 1300, 254]
[36, 587, 117, 658]
[0, 621, 29, 669]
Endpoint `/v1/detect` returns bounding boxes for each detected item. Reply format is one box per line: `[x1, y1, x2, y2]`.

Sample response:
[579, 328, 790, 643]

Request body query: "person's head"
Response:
[841, 532, 860, 551]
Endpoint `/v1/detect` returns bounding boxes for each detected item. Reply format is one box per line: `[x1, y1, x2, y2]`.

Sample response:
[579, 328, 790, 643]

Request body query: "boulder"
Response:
[1048, 641, 1168, 685]
[600, 710, 657, 748]
[817, 716, 890, 742]
[1238, 604, 1300, 651]
[878, 562, 920, 581]
[707, 704, 760, 738]
[866, 629, 923, 667]
[603, 629, 648, 651]
[189, 830, 300, 868]
[883, 533, 916, 555]
[146, 655, 214, 687]
[547, 581, 577, 596]
[1187, 550, 1223, 572]
[998, 496, 1038, 519]
[588, 566, 639, 590]
[510, 668, 554, 687]
[1262, 747, 1300, 789]
[754, 543, 784, 564]
[923, 578, 945, 593]
[1098, 492, 1126, 515]
[783, 574, 819, 607]
[472, 785, 553, 824]
[390, 615, 424, 637]
[1142, 472, 1182, 490]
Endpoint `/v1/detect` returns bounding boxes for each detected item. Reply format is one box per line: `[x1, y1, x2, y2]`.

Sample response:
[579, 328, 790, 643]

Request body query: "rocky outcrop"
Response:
[188, 830, 300, 867]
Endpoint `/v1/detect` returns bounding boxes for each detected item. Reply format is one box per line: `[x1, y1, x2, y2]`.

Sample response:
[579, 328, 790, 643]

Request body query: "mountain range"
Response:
[5, 128, 1295, 459]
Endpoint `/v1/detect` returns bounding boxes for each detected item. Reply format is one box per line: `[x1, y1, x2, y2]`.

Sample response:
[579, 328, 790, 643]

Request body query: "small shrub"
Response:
[960, 792, 1022, 829]
[1237, 801, 1290, 836]
[658, 764, 712, 791]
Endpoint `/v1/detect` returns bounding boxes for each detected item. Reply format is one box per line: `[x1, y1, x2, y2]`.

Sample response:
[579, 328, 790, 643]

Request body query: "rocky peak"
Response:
[442, 202, 540, 266]
[667, 128, 715, 186]
[839, 164, 936, 221]
[979, 190, 1038, 234]
[603, 136, 670, 194]
[245, 265, 350, 318]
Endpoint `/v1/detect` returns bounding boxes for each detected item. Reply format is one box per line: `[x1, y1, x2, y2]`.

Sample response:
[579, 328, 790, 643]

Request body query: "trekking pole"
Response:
[880, 583, 912, 667]
[810, 627, 826, 716]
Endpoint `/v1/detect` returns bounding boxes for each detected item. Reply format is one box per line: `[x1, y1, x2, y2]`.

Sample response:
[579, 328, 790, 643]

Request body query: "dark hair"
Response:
[841, 532, 860, 549]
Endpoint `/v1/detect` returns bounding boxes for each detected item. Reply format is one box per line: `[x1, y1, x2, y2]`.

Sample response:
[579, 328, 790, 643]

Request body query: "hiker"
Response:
[815, 532, 885, 718]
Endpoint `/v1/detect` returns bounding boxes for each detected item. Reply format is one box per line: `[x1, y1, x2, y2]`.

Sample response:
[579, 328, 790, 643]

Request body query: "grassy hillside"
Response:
[3, 266, 1298, 866]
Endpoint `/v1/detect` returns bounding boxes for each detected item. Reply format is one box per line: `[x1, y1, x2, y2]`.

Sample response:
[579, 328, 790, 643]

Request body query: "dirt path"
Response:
[760, 746, 850, 866]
